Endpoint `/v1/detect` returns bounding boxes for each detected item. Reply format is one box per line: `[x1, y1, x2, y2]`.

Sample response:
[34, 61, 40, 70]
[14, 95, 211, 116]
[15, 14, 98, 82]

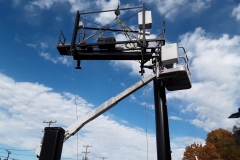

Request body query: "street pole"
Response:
[43, 120, 57, 127]
[153, 78, 171, 160]
[83, 145, 92, 160]
[6, 150, 11, 160]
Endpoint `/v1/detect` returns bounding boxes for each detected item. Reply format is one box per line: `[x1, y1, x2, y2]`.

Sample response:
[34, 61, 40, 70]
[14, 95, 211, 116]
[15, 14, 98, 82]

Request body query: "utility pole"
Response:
[153, 79, 171, 160]
[43, 120, 57, 127]
[82, 145, 92, 160]
[100, 157, 107, 160]
[6, 150, 11, 160]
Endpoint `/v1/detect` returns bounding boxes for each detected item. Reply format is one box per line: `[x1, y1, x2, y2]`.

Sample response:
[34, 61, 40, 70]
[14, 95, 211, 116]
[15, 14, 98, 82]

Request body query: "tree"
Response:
[183, 142, 221, 160]
[183, 128, 240, 160]
[232, 125, 240, 145]
[183, 143, 202, 160]
[206, 128, 240, 159]
[200, 142, 221, 160]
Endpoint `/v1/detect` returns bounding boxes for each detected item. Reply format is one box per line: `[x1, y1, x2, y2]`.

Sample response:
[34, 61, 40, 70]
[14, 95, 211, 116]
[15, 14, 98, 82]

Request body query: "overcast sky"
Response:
[1, 0, 240, 160]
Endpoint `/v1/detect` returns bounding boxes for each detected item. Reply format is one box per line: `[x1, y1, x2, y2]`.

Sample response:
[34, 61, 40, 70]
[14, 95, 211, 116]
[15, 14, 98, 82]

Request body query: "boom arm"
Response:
[36, 73, 156, 157]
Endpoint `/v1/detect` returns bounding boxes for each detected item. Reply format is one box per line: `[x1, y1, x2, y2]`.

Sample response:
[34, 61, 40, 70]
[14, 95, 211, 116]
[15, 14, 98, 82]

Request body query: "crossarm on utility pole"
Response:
[64, 73, 156, 141]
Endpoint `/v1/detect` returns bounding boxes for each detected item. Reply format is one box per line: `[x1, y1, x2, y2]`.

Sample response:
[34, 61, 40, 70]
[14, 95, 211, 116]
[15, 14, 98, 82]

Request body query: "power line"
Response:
[0, 94, 44, 126]
[0, 148, 33, 151]
[0, 89, 44, 122]
[85, 150, 100, 159]
[70, 57, 79, 160]
[0, 106, 42, 130]
[9, 152, 35, 157]
[143, 84, 149, 160]
[0, 82, 67, 130]
[64, 139, 103, 160]
[0, 82, 55, 122]
[76, 138, 103, 158]
[0, 149, 36, 160]
[0, 97, 43, 128]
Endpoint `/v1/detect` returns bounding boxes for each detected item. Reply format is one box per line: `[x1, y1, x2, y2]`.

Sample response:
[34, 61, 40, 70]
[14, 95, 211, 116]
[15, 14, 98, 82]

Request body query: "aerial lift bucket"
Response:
[158, 43, 191, 91]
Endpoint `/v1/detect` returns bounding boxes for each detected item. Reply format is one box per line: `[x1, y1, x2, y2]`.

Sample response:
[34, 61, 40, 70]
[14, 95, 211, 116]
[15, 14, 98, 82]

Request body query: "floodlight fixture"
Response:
[78, 20, 84, 29]
[228, 108, 240, 118]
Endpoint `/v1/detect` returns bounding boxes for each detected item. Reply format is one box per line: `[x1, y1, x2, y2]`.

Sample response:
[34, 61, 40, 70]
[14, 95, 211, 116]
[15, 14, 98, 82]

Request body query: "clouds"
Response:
[232, 3, 240, 21]
[55, 16, 63, 22]
[0, 72, 159, 159]
[180, 28, 240, 83]
[111, 26, 240, 133]
[26, 0, 56, 9]
[168, 27, 240, 132]
[4, 0, 240, 159]
[0, 70, 203, 160]
[40, 52, 71, 65]
[146, 0, 212, 20]
[171, 136, 205, 158]
[169, 116, 183, 121]
[26, 40, 72, 66]
[23, 0, 93, 14]
[12, 0, 21, 6]
[94, 0, 119, 25]
[21, 0, 91, 25]
[22, 0, 129, 26]
[24, 0, 89, 12]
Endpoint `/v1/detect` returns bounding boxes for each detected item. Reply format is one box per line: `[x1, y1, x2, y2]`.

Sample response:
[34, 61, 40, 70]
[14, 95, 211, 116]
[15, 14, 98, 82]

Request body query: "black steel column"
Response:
[153, 78, 172, 160]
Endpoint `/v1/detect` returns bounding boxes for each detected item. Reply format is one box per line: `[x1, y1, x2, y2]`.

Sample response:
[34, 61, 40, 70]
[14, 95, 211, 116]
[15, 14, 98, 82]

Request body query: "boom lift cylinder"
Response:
[39, 127, 65, 160]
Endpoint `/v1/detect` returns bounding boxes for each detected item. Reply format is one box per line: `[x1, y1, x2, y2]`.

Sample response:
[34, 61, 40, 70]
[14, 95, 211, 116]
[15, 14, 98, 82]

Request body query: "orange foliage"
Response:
[183, 142, 221, 160]
[200, 143, 221, 160]
[183, 128, 240, 160]
[206, 128, 240, 160]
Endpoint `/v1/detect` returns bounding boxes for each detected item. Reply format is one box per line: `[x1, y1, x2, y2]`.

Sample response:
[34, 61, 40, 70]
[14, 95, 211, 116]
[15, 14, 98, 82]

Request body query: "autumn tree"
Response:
[200, 142, 221, 160]
[206, 128, 240, 160]
[183, 127, 240, 160]
[183, 142, 221, 160]
[183, 143, 202, 160]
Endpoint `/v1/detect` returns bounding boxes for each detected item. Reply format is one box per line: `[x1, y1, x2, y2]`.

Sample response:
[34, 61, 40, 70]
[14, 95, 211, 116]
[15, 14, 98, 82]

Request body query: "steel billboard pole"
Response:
[153, 78, 172, 160]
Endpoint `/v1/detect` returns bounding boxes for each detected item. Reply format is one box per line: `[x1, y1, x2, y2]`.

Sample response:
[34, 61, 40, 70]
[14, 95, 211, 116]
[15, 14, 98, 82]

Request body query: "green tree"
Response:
[232, 125, 240, 145]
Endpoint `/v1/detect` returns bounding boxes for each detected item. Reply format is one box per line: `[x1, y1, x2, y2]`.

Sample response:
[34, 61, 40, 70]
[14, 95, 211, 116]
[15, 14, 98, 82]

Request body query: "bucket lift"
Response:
[158, 43, 191, 91]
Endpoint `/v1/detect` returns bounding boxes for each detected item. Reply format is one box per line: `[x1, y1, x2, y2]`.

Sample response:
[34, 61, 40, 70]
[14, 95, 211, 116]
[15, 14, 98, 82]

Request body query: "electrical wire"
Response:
[65, 5, 149, 160]
[81, 17, 103, 27]
[77, 18, 117, 45]
[0, 105, 42, 130]
[66, 137, 104, 160]
[0, 148, 32, 151]
[110, 10, 141, 28]
[0, 54, 97, 160]
[9, 153, 36, 157]
[0, 82, 59, 124]
[142, 78, 149, 160]
[70, 58, 79, 160]
[0, 93, 45, 126]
